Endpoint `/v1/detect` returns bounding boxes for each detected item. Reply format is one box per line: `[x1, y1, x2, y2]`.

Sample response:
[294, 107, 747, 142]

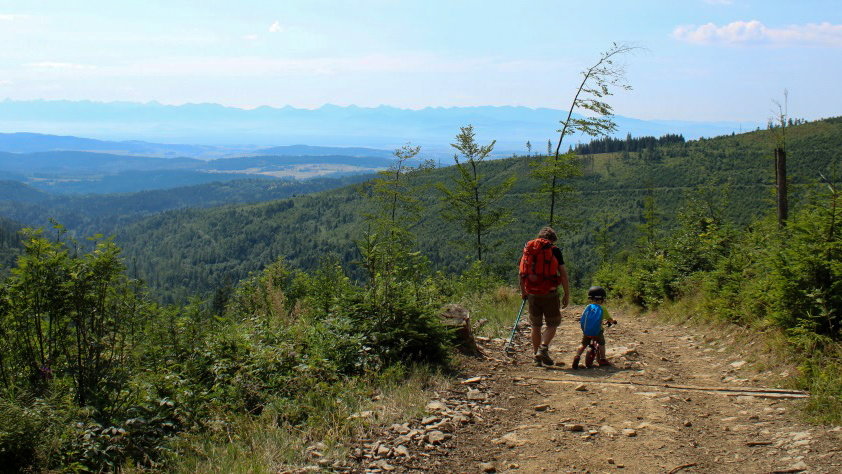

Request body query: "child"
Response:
[572, 286, 616, 369]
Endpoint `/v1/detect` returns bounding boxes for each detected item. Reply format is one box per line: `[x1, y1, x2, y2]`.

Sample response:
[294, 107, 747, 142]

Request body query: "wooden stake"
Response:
[775, 147, 788, 226]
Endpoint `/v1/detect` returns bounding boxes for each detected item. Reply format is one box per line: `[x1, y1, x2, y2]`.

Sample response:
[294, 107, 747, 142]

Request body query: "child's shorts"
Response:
[582, 332, 605, 346]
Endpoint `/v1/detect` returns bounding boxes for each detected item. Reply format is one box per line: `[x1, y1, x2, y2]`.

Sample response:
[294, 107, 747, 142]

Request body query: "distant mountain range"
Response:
[0, 100, 759, 152]
[0, 132, 394, 159]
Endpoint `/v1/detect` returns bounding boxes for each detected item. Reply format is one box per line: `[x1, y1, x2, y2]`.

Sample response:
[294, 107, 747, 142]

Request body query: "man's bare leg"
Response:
[532, 325, 557, 352]
[531, 325, 542, 354]
[542, 326, 557, 346]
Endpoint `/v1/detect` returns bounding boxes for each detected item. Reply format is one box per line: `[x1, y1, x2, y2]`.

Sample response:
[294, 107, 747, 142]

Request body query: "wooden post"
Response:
[775, 147, 788, 226]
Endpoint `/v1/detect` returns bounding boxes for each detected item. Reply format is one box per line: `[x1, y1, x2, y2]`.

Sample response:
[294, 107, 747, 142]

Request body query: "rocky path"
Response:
[348, 307, 841, 473]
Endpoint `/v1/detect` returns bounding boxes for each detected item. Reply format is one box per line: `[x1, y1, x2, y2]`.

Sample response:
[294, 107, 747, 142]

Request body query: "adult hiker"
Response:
[519, 226, 570, 366]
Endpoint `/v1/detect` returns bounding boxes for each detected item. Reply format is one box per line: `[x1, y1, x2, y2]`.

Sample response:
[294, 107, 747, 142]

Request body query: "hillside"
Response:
[113, 118, 842, 302]
[0, 174, 373, 241]
[0, 150, 202, 174]
[0, 132, 259, 157]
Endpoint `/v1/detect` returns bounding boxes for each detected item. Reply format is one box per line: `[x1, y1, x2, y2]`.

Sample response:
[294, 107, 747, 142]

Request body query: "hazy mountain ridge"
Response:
[0, 100, 758, 150]
[0, 132, 254, 158]
[0, 132, 394, 159]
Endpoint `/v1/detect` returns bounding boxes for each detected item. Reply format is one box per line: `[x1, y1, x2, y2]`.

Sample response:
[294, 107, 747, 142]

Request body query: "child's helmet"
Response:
[587, 286, 607, 300]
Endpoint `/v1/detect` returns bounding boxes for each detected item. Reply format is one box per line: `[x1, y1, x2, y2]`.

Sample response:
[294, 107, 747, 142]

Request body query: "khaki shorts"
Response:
[581, 333, 606, 346]
[527, 291, 561, 328]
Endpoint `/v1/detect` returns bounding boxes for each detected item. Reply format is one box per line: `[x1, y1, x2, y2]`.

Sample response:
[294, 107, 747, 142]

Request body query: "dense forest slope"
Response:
[0, 174, 373, 242]
[0, 216, 22, 271]
[115, 118, 842, 302]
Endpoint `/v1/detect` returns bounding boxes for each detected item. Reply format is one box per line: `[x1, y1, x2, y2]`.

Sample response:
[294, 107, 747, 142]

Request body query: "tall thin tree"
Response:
[534, 42, 637, 225]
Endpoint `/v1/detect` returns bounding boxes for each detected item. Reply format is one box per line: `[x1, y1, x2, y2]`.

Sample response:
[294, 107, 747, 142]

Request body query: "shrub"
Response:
[316, 289, 452, 374]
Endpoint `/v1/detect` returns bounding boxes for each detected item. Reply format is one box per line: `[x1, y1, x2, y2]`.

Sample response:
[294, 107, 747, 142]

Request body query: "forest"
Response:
[572, 132, 686, 155]
[0, 174, 373, 242]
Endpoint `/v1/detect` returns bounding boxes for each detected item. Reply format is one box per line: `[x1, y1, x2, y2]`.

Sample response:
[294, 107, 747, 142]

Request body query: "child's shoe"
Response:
[572, 356, 580, 370]
[598, 359, 611, 367]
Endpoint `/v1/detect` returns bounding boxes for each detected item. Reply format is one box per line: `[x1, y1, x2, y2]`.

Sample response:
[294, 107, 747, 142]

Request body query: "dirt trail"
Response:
[349, 306, 841, 473]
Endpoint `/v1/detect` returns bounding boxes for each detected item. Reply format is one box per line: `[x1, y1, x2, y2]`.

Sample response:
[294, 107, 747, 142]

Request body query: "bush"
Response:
[315, 289, 452, 374]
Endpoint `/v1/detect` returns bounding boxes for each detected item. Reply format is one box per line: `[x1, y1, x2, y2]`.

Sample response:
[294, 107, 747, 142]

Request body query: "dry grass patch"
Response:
[144, 366, 451, 473]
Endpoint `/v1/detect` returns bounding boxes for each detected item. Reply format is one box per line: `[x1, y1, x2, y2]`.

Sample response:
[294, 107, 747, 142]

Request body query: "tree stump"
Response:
[439, 304, 483, 356]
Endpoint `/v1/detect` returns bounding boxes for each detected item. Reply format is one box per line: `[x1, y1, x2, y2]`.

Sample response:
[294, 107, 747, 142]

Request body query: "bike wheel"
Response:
[585, 344, 596, 368]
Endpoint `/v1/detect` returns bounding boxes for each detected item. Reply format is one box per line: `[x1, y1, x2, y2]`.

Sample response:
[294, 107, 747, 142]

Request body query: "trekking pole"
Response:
[504, 299, 527, 355]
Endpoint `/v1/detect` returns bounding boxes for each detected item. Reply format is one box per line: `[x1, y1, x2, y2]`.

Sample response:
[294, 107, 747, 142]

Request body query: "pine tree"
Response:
[437, 125, 515, 261]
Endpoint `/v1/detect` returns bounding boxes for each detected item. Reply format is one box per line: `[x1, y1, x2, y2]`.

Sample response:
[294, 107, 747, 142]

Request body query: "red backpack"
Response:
[519, 238, 559, 284]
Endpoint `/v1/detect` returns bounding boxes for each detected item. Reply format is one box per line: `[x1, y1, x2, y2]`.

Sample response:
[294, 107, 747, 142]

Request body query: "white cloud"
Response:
[243, 34, 258, 41]
[268, 21, 283, 33]
[673, 20, 842, 47]
[26, 62, 97, 70]
[703, 0, 733, 5]
[0, 80, 12, 86]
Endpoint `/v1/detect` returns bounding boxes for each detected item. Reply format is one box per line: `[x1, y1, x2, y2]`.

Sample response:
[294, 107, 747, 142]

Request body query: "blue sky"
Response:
[0, 0, 840, 122]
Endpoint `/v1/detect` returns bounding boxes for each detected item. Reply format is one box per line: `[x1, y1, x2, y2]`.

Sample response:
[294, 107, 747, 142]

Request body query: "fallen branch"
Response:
[726, 392, 808, 400]
[529, 377, 809, 398]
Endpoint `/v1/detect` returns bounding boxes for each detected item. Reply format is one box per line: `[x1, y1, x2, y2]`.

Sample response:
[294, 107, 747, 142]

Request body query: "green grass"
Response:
[796, 346, 842, 425]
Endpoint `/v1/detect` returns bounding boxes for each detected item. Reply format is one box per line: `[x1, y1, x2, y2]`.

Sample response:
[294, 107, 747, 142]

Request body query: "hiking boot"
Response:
[536, 345, 554, 366]
[598, 359, 612, 367]
[533, 355, 543, 367]
[572, 356, 580, 370]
